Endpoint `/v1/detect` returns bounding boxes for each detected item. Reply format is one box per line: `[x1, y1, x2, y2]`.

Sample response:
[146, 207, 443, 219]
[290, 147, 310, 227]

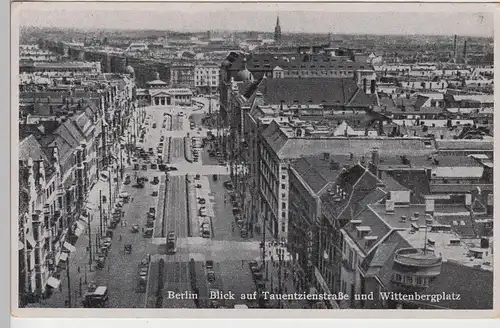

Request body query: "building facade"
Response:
[194, 63, 220, 94]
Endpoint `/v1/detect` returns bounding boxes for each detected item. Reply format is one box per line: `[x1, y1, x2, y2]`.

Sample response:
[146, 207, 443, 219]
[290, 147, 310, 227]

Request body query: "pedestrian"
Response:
[77, 266, 80, 273]
[121, 221, 123, 227]
[241, 260, 244, 268]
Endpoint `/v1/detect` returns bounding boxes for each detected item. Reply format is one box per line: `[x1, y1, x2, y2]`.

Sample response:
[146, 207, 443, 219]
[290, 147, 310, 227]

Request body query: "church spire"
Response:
[274, 14, 282, 43]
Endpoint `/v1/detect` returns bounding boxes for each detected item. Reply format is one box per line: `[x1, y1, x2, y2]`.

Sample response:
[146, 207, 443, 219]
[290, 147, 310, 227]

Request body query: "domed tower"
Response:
[125, 65, 135, 78]
[235, 57, 254, 82]
[274, 15, 282, 43]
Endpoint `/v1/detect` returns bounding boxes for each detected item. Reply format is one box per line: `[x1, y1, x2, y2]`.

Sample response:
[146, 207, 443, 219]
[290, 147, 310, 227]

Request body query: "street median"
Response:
[185, 174, 198, 238]
[166, 137, 172, 164]
[184, 137, 193, 163]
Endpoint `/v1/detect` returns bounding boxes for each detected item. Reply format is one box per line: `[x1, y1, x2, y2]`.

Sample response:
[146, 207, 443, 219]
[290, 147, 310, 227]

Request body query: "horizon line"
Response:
[19, 25, 494, 39]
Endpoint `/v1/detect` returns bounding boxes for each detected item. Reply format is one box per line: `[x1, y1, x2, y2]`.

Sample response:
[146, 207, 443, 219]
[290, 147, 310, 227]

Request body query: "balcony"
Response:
[394, 248, 442, 268]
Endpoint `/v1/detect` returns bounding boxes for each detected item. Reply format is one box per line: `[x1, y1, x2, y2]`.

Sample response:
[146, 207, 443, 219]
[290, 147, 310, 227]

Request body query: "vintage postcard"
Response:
[11, 1, 498, 319]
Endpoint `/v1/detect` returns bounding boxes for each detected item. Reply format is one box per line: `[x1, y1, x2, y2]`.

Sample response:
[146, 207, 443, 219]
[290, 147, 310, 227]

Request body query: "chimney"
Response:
[425, 214, 433, 226]
[465, 193, 472, 206]
[411, 211, 420, 221]
[370, 80, 376, 94]
[323, 152, 330, 161]
[425, 199, 435, 214]
[480, 237, 490, 249]
[385, 200, 395, 214]
[463, 40, 467, 62]
[371, 148, 379, 168]
[453, 35, 458, 61]
[329, 160, 340, 170]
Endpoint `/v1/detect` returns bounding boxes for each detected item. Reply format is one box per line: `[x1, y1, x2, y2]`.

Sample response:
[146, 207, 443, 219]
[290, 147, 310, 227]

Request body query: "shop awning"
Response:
[74, 227, 83, 237]
[25, 233, 35, 249]
[63, 242, 76, 253]
[46, 277, 61, 289]
[76, 220, 86, 231]
[59, 252, 68, 262]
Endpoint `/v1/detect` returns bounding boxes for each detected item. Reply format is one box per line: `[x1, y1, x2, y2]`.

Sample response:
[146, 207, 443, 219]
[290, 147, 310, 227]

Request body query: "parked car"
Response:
[152, 177, 159, 185]
[143, 228, 153, 238]
[212, 174, 218, 181]
[195, 174, 201, 180]
[224, 181, 233, 190]
[198, 198, 206, 205]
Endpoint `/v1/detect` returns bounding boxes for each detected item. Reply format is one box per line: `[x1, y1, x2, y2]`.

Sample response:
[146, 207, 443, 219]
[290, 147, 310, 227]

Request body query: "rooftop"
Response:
[255, 77, 373, 107]
[362, 232, 493, 309]
[262, 121, 436, 159]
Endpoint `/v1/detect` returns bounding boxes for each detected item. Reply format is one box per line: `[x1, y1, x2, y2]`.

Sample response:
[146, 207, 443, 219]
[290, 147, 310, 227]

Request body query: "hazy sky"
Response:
[14, 2, 494, 37]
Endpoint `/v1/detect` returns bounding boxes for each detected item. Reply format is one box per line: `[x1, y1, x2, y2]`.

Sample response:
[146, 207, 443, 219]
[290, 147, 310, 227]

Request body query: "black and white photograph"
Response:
[12, 2, 495, 314]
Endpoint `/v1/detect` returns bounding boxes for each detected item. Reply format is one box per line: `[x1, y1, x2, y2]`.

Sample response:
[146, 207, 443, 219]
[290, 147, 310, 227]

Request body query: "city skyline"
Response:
[16, 3, 494, 37]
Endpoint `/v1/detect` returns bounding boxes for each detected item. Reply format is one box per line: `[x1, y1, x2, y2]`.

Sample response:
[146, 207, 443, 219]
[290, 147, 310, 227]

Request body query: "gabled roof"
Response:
[41, 119, 84, 164]
[258, 78, 364, 106]
[291, 155, 349, 194]
[19, 134, 51, 163]
[19, 134, 55, 182]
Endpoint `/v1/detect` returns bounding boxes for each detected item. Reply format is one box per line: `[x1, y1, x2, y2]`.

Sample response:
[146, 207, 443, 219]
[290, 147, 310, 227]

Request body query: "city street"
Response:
[37, 101, 299, 309]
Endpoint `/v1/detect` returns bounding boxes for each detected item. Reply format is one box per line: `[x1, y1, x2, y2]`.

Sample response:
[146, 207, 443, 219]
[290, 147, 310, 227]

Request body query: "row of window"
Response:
[392, 273, 430, 287]
[282, 70, 354, 77]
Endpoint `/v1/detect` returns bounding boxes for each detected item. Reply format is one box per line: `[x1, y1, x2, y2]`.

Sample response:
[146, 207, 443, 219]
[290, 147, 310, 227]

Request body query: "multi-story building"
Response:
[344, 200, 493, 309]
[19, 136, 59, 303]
[220, 52, 373, 119]
[20, 44, 59, 62]
[18, 69, 135, 305]
[194, 63, 219, 94]
[170, 63, 195, 89]
[259, 120, 436, 242]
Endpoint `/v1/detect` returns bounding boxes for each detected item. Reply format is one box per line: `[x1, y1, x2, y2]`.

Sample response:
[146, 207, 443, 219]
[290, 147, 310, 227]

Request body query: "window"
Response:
[415, 276, 427, 287]
[393, 273, 402, 282]
[282, 202, 286, 209]
[281, 184, 286, 189]
[281, 175, 286, 180]
[281, 193, 285, 198]
[282, 222, 286, 232]
[282, 212, 286, 218]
